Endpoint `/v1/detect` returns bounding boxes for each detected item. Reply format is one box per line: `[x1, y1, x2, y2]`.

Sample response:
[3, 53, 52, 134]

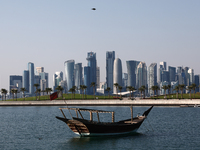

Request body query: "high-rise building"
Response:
[53, 71, 63, 92]
[23, 70, 29, 93]
[106, 51, 115, 92]
[194, 75, 200, 92]
[40, 72, 48, 88]
[122, 73, 128, 87]
[28, 62, 34, 95]
[168, 66, 176, 84]
[184, 67, 190, 86]
[84, 52, 97, 95]
[177, 66, 185, 85]
[64, 60, 75, 91]
[148, 63, 157, 96]
[36, 67, 44, 75]
[136, 62, 147, 89]
[126, 60, 140, 88]
[74, 63, 82, 91]
[96, 67, 100, 88]
[113, 58, 122, 94]
[158, 61, 167, 84]
[188, 69, 194, 85]
[10, 75, 22, 98]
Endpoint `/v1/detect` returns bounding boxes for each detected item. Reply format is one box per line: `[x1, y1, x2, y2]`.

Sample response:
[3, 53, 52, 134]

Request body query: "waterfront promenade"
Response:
[0, 98, 200, 107]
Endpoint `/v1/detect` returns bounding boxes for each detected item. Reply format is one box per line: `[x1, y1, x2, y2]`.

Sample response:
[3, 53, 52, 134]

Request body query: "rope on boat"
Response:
[146, 117, 154, 131]
[64, 100, 73, 119]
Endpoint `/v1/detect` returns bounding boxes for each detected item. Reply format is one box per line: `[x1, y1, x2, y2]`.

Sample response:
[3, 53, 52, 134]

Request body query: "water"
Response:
[0, 106, 200, 150]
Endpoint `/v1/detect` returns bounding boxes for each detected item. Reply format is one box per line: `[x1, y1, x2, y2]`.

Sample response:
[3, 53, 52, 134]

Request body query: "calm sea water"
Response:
[0, 106, 200, 150]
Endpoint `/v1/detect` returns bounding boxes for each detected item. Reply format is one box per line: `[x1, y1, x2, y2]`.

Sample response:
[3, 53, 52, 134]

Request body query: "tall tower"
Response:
[113, 58, 122, 94]
[84, 52, 97, 94]
[126, 60, 140, 88]
[148, 63, 157, 96]
[28, 62, 34, 95]
[136, 62, 147, 89]
[23, 70, 29, 93]
[74, 63, 82, 91]
[64, 60, 75, 91]
[158, 61, 167, 84]
[106, 51, 115, 92]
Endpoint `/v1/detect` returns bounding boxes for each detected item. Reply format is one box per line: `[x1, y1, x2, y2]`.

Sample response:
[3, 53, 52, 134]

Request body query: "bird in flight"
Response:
[91, 8, 96, 10]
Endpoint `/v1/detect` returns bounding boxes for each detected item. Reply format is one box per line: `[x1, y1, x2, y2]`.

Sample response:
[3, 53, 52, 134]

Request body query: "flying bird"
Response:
[91, 8, 96, 10]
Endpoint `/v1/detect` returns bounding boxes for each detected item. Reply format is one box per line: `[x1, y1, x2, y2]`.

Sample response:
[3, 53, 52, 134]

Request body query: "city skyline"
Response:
[1, 1, 200, 90]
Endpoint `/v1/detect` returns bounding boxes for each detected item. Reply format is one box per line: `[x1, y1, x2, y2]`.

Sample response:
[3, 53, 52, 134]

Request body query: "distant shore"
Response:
[0, 98, 200, 107]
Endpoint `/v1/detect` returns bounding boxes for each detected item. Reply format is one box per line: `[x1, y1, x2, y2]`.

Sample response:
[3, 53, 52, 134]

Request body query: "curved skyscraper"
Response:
[28, 62, 34, 95]
[74, 63, 82, 90]
[64, 60, 75, 91]
[113, 58, 122, 94]
[136, 62, 147, 89]
[126, 60, 140, 88]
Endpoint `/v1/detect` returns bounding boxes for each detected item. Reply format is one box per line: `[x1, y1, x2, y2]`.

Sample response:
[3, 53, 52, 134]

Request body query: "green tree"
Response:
[20, 88, 26, 101]
[113, 83, 119, 98]
[37, 89, 41, 100]
[173, 86, 179, 99]
[83, 85, 87, 99]
[187, 85, 193, 99]
[162, 85, 168, 99]
[191, 83, 196, 98]
[80, 85, 85, 99]
[105, 87, 111, 99]
[1, 89, 8, 101]
[56, 86, 64, 99]
[179, 84, 185, 99]
[151, 86, 156, 98]
[130, 87, 136, 99]
[11, 89, 15, 101]
[118, 86, 123, 99]
[168, 85, 171, 99]
[34, 84, 39, 100]
[14, 89, 18, 101]
[127, 86, 132, 99]
[155, 85, 160, 98]
[90, 82, 96, 99]
[46, 88, 52, 100]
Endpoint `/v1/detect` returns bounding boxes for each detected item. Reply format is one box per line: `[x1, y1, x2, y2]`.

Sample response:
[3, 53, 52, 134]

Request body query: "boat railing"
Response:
[59, 107, 115, 123]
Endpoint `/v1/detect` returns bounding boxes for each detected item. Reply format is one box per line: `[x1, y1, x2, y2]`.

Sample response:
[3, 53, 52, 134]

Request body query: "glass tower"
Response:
[28, 62, 34, 95]
[74, 63, 82, 91]
[113, 58, 122, 94]
[106, 51, 115, 92]
[23, 70, 29, 93]
[148, 63, 157, 96]
[64, 60, 75, 91]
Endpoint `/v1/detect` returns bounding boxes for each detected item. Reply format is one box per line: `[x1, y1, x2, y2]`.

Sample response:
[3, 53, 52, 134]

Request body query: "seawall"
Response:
[0, 98, 200, 107]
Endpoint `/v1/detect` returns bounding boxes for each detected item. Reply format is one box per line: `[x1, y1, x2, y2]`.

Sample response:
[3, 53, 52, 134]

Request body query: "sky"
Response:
[1, 0, 200, 90]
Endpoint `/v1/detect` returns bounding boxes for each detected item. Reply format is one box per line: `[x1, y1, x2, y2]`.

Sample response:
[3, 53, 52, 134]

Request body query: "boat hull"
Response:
[56, 116, 144, 136]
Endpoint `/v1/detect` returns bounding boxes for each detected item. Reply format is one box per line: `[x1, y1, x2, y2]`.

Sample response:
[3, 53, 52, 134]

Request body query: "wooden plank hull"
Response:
[56, 116, 145, 136]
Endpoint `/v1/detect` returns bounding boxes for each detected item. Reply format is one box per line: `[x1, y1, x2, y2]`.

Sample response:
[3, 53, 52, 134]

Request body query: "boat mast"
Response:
[130, 105, 133, 122]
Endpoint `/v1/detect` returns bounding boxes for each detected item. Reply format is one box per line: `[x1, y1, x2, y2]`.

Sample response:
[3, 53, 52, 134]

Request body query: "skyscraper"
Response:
[74, 63, 82, 91]
[64, 60, 75, 91]
[23, 70, 29, 93]
[96, 67, 100, 88]
[188, 68, 194, 85]
[53, 71, 63, 92]
[36, 67, 44, 75]
[126, 60, 140, 88]
[113, 58, 122, 94]
[84, 52, 97, 95]
[136, 62, 147, 89]
[106, 51, 115, 92]
[168, 66, 176, 84]
[158, 61, 167, 84]
[148, 63, 157, 96]
[28, 62, 34, 95]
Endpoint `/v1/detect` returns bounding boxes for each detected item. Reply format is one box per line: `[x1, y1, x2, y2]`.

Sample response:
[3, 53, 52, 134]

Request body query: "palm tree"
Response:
[113, 83, 119, 97]
[168, 85, 171, 99]
[20, 88, 26, 101]
[139, 86, 144, 99]
[1, 89, 8, 101]
[118, 86, 123, 99]
[127, 86, 132, 99]
[56, 86, 64, 99]
[162, 85, 168, 99]
[105, 87, 111, 99]
[11, 89, 15, 101]
[187, 85, 193, 99]
[155, 85, 160, 98]
[45, 88, 52, 100]
[151, 86, 156, 98]
[34, 84, 39, 100]
[179, 84, 185, 99]
[80, 85, 85, 99]
[37, 89, 41, 100]
[72, 86, 77, 99]
[90, 82, 96, 99]
[173, 86, 179, 99]
[83, 85, 87, 99]
[69, 88, 74, 99]
[130, 87, 136, 99]
[191, 83, 196, 98]
[141, 85, 146, 99]
[14, 89, 18, 101]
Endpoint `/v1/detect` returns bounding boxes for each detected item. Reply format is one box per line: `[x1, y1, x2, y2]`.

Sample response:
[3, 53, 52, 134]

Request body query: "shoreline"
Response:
[0, 99, 200, 107]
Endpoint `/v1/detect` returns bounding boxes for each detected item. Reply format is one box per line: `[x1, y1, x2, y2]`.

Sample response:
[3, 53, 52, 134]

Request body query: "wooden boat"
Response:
[56, 106, 153, 136]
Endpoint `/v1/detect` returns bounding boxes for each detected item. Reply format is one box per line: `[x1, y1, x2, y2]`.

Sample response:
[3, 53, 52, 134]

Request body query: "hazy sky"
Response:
[1, 0, 200, 90]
